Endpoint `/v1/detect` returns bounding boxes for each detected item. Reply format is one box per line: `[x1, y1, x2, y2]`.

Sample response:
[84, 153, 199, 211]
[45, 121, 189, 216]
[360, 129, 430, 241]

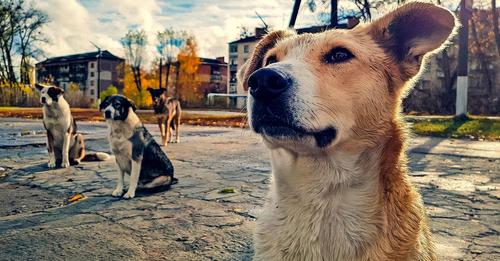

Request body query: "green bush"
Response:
[100, 85, 119, 101]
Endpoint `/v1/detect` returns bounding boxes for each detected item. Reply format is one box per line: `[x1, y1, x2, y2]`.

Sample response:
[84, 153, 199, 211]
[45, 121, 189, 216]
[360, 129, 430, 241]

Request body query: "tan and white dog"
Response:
[35, 83, 110, 168]
[241, 3, 457, 261]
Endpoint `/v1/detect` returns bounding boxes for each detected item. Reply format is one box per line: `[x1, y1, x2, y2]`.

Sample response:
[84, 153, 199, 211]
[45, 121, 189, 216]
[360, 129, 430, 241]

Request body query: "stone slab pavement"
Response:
[0, 118, 498, 261]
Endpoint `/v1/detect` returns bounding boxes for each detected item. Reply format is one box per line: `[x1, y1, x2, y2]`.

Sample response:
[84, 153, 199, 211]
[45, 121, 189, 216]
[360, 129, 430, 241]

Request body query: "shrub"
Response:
[0, 82, 39, 107]
[100, 85, 119, 101]
[64, 82, 92, 108]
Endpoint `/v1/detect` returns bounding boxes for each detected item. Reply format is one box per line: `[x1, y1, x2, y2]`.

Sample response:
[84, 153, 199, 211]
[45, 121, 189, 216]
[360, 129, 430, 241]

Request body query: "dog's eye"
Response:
[265, 55, 277, 66]
[324, 48, 354, 64]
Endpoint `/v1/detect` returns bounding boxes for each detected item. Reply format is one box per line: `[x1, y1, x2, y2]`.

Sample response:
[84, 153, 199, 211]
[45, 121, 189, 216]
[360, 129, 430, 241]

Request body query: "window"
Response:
[90, 89, 95, 95]
[230, 45, 238, 53]
[90, 62, 95, 68]
[90, 80, 94, 86]
[90, 72, 95, 77]
[244, 45, 249, 53]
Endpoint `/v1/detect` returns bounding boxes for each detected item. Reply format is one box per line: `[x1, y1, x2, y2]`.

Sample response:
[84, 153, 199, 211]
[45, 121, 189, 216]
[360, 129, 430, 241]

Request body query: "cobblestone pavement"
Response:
[0, 118, 498, 260]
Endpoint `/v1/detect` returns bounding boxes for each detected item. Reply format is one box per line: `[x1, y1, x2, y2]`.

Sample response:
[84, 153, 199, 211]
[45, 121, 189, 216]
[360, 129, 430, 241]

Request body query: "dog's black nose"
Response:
[248, 68, 290, 101]
[41, 97, 46, 103]
[104, 111, 111, 119]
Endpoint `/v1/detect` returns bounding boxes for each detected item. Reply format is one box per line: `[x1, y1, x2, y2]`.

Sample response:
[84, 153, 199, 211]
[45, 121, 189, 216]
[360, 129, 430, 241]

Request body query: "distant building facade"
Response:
[36, 50, 124, 103]
[405, 8, 500, 115]
[198, 57, 228, 96]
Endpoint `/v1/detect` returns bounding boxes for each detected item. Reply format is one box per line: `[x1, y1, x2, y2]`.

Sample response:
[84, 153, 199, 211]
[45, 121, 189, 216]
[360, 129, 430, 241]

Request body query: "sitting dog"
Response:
[100, 95, 177, 199]
[35, 83, 109, 168]
[147, 87, 181, 146]
[240, 3, 457, 260]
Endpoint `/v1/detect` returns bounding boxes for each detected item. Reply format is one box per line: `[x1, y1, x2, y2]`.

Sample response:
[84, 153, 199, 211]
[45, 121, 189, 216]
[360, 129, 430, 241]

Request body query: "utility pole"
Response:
[159, 57, 163, 88]
[91, 42, 102, 104]
[289, 0, 302, 28]
[331, 0, 338, 27]
[456, 0, 473, 117]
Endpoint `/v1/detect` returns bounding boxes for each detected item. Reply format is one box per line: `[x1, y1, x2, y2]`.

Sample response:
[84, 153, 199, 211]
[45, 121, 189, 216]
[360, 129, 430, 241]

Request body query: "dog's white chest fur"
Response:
[254, 148, 384, 261]
[108, 121, 135, 173]
[43, 103, 71, 146]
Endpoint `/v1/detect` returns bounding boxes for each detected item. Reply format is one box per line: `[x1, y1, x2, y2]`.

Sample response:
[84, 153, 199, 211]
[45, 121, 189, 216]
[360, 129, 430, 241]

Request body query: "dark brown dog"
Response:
[147, 88, 181, 146]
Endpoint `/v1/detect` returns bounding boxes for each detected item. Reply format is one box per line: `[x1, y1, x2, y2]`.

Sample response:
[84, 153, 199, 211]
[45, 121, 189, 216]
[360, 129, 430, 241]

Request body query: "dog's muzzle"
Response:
[249, 67, 337, 148]
[104, 110, 112, 119]
[41, 97, 46, 104]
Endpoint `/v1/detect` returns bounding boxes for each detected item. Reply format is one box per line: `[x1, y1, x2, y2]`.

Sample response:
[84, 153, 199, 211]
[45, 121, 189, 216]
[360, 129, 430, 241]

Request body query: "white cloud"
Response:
[33, 0, 331, 68]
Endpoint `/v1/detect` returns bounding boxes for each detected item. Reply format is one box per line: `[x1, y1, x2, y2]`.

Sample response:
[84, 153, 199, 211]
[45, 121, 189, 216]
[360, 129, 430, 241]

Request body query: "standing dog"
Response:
[147, 88, 182, 146]
[241, 3, 457, 260]
[35, 83, 109, 168]
[100, 95, 177, 199]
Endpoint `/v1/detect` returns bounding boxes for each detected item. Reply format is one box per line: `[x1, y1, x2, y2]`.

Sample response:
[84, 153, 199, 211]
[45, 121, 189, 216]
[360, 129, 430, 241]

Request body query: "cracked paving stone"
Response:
[0, 119, 498, 260]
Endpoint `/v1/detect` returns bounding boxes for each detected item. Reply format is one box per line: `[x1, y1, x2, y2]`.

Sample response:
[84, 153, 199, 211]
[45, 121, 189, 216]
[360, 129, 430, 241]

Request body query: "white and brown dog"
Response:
[35, 83, 109, 168]
[241, 3, 457, 261]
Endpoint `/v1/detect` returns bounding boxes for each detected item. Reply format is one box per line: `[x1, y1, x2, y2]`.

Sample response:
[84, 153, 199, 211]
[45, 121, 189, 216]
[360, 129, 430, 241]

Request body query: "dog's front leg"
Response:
[175, 118, 180, 143]
[112, 166, 125, 197]
[158, 117, 166, 145]
[123, 159, 141, 199]
[166, 117, 174, 144]
[46, 131, 56, 168]
[61, 133, 71, 168]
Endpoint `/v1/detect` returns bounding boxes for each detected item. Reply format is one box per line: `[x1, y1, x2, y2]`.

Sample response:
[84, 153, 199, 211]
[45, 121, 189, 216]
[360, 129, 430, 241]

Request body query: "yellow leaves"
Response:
[120, 64, 153, 108]
[177, 37, 202, 105]
[67, 193, 86, 203]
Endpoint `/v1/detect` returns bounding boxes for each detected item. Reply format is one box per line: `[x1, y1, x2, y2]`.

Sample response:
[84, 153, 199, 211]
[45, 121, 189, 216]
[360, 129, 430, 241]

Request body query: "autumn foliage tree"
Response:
[176, 37, 201, 106]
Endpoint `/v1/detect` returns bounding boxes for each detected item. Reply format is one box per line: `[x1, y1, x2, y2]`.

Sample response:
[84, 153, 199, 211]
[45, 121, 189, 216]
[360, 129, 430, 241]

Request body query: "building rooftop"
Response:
[228, 23, 349, 44]
[200, 57, 227, 65]
[37, 50, 124, 65]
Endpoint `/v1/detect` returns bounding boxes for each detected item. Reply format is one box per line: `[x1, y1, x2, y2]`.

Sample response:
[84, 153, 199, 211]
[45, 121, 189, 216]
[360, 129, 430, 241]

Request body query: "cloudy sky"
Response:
[33, 0, 336, 67]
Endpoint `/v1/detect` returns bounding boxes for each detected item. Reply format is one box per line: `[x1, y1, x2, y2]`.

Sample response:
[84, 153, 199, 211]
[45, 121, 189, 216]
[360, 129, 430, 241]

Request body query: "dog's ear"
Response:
[99, 96, 111, 111]
[34, 83, 45, 91]
[241, 30, 295, 91]
[367, 2, 457, 80]
[47, 86, 64, 101]
[147, 87, 153, 93]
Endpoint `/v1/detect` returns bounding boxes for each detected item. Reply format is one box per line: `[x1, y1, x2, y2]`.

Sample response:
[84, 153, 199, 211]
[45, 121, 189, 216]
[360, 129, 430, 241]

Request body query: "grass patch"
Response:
[0, 107, 248, 128]
[409, 117, 500, 141]
[219, 188, 236, 194]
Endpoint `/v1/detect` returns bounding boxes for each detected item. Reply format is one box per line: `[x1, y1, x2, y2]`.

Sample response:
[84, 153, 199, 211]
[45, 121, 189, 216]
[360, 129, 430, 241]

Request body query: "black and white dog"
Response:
[35, 83, 109, 168]
[99, 95, 177, 199]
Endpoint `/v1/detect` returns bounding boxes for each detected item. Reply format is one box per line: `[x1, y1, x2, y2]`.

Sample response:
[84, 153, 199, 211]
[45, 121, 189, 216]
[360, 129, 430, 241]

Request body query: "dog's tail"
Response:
[82, 152, 112, 162]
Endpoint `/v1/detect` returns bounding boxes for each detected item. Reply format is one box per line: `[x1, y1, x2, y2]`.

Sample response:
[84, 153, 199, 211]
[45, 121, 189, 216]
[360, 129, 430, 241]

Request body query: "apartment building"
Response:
[36, 50, 124, 103]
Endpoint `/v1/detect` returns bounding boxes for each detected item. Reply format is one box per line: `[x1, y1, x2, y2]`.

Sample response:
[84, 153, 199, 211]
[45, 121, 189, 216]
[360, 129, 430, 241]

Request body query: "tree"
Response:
[156, 28, 187, 94]
[0, 0, 47, 85]
[120, 29, 147, 94]
[492, 0, 500, 57]
[176, 36, 201, 105]
[17, 3, 48, 84]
